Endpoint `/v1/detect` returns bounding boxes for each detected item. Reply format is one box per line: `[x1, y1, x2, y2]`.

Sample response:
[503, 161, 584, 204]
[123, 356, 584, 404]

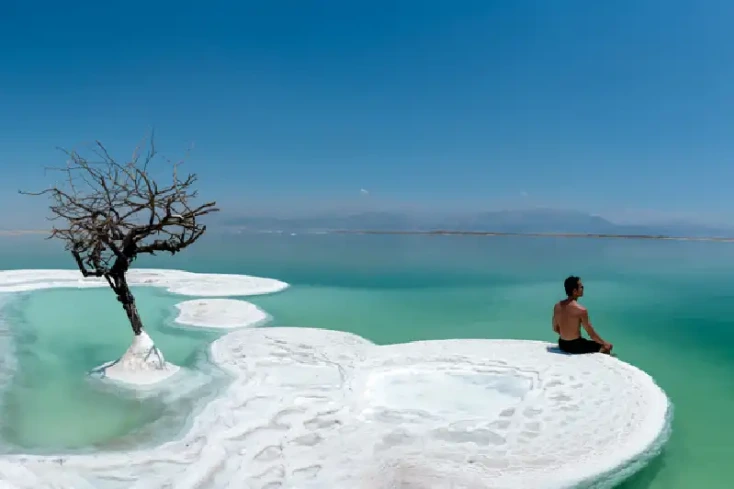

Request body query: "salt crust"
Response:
[0, 269, 289, 297]
[91, 330, 181, 386]
[0, 269, 287, 388]
[174, 299, 269, 329]
[0, 324, 671, 489]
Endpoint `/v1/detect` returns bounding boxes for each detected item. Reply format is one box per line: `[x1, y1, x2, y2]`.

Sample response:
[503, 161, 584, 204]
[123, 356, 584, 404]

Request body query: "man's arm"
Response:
[580, 310, 610, 346]
[552, 304, 560, 333]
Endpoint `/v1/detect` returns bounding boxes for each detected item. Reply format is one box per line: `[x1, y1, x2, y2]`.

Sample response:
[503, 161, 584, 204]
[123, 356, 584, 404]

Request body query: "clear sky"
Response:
[2, 0, 733, 228]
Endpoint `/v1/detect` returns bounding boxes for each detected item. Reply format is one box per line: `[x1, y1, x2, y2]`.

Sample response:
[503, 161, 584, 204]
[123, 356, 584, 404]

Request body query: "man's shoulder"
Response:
[557, 300, 587, 313]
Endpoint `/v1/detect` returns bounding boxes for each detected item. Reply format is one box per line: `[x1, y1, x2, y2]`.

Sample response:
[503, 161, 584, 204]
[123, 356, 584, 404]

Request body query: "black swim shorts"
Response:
[558, 337, 604, 354]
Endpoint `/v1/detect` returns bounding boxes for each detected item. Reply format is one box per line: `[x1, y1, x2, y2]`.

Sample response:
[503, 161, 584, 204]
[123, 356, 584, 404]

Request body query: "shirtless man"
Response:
[552, 276, 613, 354]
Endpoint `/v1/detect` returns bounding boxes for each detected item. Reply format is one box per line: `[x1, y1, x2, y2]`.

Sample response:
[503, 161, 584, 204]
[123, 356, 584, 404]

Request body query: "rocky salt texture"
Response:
[0, 321, 671, 489]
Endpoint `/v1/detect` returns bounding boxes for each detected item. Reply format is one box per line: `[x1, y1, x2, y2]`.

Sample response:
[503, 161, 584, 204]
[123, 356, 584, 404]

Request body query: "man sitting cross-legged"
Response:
[552, 276, 613, 355]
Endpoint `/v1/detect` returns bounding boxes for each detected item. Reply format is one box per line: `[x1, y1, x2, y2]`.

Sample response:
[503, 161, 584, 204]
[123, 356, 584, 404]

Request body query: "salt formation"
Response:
[174, 299, 269, 329]
[0, 269, 289, 296]
[0, 314, 672, 489]
[0, 269, 288, 388]
[91, 330, 180, 386]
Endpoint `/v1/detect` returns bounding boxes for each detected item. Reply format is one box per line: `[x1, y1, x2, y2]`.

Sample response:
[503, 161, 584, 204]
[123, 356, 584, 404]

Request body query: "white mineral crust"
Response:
[0, 326, 671, 489]
[0, 270, 670, 488]
[174, 299, 269, 329]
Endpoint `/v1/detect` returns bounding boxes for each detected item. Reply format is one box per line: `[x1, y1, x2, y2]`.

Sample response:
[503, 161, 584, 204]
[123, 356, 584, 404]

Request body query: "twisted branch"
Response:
[20, 134, 219, 278]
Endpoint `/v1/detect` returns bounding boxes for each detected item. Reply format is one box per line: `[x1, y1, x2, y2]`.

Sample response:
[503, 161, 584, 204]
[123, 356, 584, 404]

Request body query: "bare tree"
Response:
[21, 134, 219, 337]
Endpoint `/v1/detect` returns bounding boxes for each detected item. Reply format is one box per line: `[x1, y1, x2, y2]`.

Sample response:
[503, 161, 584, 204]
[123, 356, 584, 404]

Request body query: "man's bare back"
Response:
[553, 299, 588, 340]
[553, 276, 613, 355]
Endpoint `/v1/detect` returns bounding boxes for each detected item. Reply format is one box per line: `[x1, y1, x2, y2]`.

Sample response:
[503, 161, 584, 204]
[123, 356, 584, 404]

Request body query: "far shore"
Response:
[7, 228, 734, 243]
[327, 229, 734, 242]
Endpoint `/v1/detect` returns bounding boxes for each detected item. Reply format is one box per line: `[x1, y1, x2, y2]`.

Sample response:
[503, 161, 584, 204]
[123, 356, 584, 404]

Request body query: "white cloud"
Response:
[360, 188, 369, 195]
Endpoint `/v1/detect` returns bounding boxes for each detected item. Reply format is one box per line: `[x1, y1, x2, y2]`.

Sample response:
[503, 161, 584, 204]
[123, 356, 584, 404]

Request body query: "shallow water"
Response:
[0, 287, 226, 453]
[0, 233, 732, 486]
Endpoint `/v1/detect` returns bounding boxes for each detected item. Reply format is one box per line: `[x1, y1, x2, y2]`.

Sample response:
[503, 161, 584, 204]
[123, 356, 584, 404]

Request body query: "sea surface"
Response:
[0, 232, 732, 487]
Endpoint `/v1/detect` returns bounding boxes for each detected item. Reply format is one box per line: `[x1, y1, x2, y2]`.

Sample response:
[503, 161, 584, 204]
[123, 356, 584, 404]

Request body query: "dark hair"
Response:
[564, 276, 580, 296]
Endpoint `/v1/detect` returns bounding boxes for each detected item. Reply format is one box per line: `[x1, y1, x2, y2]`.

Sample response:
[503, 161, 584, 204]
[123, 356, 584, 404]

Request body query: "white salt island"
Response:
[174, 298, 269, 329]
[0, 269, 671, 489]
[0, 268, 289, 296]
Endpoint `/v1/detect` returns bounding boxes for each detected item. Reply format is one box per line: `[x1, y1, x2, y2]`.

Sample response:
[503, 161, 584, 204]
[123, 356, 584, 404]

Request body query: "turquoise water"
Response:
[0, 287, 227, 453]
[0, 233, 733, 487]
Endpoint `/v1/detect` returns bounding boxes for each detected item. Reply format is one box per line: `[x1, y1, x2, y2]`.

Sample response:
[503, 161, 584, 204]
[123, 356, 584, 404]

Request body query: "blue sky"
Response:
[2, 0, 734, 228]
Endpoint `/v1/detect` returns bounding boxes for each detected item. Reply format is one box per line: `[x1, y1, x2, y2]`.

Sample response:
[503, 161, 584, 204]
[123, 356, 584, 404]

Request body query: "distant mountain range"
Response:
[221, 209, 734, 238]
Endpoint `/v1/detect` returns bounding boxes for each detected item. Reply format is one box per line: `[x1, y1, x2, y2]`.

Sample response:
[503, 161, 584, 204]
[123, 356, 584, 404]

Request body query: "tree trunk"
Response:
[120, 287, 144, 336]
[107, 271, 144, 336]
[93, 268, 177, 385]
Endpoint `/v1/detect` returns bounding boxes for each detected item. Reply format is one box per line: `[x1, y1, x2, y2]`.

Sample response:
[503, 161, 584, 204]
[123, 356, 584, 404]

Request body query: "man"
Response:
[552, 276, 613, 354]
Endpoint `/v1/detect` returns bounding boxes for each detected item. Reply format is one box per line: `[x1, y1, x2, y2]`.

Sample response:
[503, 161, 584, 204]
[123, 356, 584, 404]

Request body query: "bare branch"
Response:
[20, 133, 220, 278]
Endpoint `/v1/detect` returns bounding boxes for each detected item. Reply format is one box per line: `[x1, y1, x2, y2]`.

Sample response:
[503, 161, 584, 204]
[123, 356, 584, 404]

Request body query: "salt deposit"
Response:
[174, 299, 269, 329]
[90, 330, 180, 386]
[0, 269, 289, 296]
[0, 322, 671, 489]
[0, 269, 288, 387]
[0, 270, 670, 487]
[0, 269, 287, 388]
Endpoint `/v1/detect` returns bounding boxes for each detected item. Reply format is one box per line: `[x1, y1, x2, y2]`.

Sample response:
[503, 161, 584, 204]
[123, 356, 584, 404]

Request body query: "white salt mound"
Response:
[0, 269, 289, 297]
[91, 330, 180, 387]
[174, 299, 269, 329]
[0, 327, 672, 489]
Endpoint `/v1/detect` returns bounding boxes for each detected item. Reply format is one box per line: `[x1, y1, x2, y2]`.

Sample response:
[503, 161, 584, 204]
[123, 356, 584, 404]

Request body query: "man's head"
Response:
[564, 276, 584, 299]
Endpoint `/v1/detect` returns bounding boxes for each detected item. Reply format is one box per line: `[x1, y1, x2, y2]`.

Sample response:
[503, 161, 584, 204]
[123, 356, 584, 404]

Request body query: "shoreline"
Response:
[327, 229, 734, 242]
[7, 228, 734, 242]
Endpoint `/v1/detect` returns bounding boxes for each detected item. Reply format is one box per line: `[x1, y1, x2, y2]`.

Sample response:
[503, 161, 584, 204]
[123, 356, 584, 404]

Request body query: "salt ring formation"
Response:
[0, 269, 672, 489]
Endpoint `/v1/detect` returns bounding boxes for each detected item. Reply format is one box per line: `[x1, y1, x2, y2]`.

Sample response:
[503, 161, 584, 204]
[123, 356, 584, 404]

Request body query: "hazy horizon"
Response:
[7, 207, 734, 232]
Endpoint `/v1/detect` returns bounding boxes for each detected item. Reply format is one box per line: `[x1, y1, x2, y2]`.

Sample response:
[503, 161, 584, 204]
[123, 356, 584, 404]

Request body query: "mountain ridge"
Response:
[220, 209, 734, 238]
